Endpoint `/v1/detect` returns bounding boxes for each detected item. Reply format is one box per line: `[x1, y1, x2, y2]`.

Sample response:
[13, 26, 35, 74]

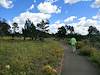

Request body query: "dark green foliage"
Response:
[56, 26, 66, 39]
[0, 19, 11, 36]
[37, 20, 49, 41]
[30, 23, 37, 40]
[88, 26, 99, 35]
[22, 19, 36, 40]
[11, 22, 19, 38]
[22, 19, 49, 41]
[37, 20, 49, 32]
[22, 20, 29, 40]
[88, 26, 100, 47]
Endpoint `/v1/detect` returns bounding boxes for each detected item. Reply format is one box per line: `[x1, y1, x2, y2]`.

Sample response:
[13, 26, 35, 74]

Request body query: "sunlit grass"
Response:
[0, 37, 64, 75]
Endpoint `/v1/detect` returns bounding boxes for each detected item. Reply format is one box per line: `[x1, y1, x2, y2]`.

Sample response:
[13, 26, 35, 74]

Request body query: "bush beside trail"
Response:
[76, 40, 100, 67]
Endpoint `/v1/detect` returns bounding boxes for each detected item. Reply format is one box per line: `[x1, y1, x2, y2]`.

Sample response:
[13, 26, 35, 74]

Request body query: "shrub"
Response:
[76, 41, 85, 49]
[79, 46, 96, 56]
[76, 40, 90, 49]
[91, 50, 100, 66]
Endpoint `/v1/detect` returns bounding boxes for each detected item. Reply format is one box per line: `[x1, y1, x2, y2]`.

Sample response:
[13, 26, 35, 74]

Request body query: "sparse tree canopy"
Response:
[37, 20, 49, 33]
[37, 20, 49, 41]
[12, 22, 19, 33]
[65, 25, 74, 34]
[88, 26, 99, 35]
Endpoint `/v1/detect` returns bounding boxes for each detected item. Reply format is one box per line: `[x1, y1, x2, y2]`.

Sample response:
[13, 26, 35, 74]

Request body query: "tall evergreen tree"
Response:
[56, 26, 66, 39]
[12, 22, 19, 38]
[0, 19, 11, 36]
[22, 19, 36, 40]
[30, 23, 37, 40]
[37, 20, 49, 40]
[88, 26, 99, 35]
[37, 20, 49, 32]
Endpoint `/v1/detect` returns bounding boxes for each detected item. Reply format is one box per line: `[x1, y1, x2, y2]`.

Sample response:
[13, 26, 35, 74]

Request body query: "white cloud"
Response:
[10, 13, 100, 35]
[77, 21, 93, 35]
[91, 0, 100, 8]
[37, 2, 61, 14]
[45, 0, 58, 3]
[10, 11, 51, 32]
[64, 0, 91, 4]
[74, 26, 89, 35]
[64, 16, 77, 23]
[49, 20, 65, 33]
[64, 0, 81, 4]
[69, 17, 100, 35]
[49, 16, 100, 35]
[27, 4, 34, 11]
[0, 0, 13, 8]
[78, 17, 86, 21]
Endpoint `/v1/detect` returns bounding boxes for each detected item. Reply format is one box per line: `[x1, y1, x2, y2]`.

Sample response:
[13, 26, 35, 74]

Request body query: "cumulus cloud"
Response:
[91, 0, 100, 8]
[64, 0, 81, 4]
[0, 0, 13, 8]
[48, 15, 100, 35]
[59, 15, 100, 35]
[10, 12, 100, 35]
[49, 21, 65, 33]
[10, 11, 51, 32]
[27, 4, 34, 11]
[45, 0, 58, 3]
[49, 18, 90, 35]
[70, 17, 100, 35]
[64, 0, 91, 4]
[74, 26, 89, 35]
[64, 16, 77, 23]
[78, 17, 86, 21]
[10, 13, 100, 35]
[37, 2, 61, 14]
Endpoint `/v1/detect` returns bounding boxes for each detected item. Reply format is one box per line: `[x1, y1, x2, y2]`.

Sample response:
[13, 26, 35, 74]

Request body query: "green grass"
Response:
[0, 37, 64, 75]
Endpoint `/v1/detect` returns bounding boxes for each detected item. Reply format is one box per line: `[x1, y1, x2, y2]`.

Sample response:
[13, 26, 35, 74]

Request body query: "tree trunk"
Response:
[31, 37, 33, 40]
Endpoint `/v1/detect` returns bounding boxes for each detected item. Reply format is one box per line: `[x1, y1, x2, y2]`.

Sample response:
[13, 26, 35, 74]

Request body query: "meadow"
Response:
[0, 37, 64, 75]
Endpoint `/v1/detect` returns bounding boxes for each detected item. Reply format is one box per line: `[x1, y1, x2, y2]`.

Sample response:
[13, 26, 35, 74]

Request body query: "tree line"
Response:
[0, 18, 50, 41]
[0, 18, 100, 41]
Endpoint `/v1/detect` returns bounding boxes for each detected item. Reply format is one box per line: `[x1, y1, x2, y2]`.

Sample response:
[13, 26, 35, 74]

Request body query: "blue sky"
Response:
[0, 0, 99, 21]
[0, 0, 100, 35]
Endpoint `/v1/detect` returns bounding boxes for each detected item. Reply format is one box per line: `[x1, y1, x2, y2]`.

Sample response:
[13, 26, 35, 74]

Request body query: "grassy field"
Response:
[0, 37, 64, 75]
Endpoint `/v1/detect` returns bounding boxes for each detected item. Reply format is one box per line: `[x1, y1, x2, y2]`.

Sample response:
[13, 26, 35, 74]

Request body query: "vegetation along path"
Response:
[61, 44, 100, 75]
